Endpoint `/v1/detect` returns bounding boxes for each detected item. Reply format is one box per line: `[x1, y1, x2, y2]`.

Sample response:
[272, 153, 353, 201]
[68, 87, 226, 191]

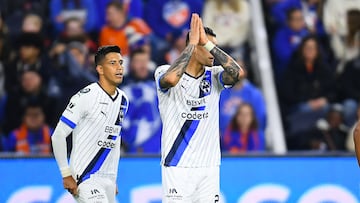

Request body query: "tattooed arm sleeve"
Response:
[159, 45, 195, 89]
[210, 46, 245, 85]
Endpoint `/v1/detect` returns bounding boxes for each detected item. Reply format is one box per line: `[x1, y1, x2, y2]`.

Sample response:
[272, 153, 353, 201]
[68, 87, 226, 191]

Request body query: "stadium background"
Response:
[0, 0, 359, 202]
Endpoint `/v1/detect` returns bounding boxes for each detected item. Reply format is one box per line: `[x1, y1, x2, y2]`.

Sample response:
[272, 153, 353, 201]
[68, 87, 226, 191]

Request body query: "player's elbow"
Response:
[161, 75, 179, 88]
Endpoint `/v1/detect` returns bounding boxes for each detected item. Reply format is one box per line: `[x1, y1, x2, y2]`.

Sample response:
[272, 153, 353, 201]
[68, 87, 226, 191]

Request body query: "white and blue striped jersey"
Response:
[60, 83, 128, 184]
[155, 65, 226, 167]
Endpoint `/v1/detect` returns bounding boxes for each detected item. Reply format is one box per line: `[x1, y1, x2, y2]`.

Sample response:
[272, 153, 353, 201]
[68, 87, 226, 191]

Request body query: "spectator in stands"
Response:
[202, 0, 250, 60]
[0, 14, 10, 96]
[222, 103, 266, 153]
[97, 0, 144, 29]
[1, 0, 49, 38]
[99, 1, 151, 57]
[330, 9, 360, 74]
[272, 7, 309, 79]
[2, 102, 53, 154]
[4, 32, 51, 93]
[280, 35, 336, 138]
[50, 17, 97, 62]
[22, 13, 43, 33]
[0, 13, 11, 63]
[3, 70, 58, 134]
[337, 46, 360, 126]
[49, 0, 98, 34]
[143, 0, 203, 56]
[271, 0, 325, 33]
[323, 0, 360, 40]
[307, 104, 348, 151]
[21, 13, 50, 51]
[49, 41, 96, 109]
[0, 14, 9, 127]
[219, 70, 267, 135]
[121, 49, 161, 153]
[164, 30, 187, 64]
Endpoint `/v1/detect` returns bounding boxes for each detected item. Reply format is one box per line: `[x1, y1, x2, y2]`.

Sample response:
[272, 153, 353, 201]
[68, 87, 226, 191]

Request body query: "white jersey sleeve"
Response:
[51, 121, 73, 177]
[155, 65, 171, 93]
[211, 66, 231, 91]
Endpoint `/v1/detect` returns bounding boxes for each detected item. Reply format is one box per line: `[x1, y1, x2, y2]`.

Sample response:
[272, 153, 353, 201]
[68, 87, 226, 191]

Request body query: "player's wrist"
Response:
[189, 40, 198, 46]
[203, 41, 215, 51]
[60, 167, 72, 178]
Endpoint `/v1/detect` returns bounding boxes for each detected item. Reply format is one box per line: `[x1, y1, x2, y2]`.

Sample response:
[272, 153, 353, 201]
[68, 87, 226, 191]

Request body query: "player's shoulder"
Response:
[69, 83, 97, 102]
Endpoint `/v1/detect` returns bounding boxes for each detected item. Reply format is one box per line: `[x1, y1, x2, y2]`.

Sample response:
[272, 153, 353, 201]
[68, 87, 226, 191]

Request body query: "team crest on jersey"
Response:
[199, 80, 211, 94]
[80, 88, 90, 94]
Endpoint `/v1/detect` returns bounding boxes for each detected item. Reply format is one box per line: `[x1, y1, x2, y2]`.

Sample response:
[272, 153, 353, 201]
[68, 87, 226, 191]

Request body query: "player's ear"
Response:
[96, 65, 104, 75]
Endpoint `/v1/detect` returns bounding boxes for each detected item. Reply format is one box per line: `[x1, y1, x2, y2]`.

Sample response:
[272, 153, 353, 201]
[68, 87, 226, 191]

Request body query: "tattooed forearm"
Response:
[210, 46, 243, 85]
[160, 45, 195, 89]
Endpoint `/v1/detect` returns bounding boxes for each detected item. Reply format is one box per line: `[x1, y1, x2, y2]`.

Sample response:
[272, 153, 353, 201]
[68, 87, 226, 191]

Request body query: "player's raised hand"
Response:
[198, 17, 209, 46]
[189, 13, 200, 45]
[63, 176, 78, 196]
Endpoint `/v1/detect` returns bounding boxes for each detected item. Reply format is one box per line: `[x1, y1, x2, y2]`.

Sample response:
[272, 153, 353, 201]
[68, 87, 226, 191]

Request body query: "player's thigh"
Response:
[195, 167, 220, 203]
[162, 166, 195, 203]
[75, 179, 109, 203]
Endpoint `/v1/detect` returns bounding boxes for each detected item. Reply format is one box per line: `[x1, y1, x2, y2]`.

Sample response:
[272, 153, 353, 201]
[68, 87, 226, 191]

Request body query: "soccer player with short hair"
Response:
[51, 45, 129, 202]
[155, 14, 245, 202]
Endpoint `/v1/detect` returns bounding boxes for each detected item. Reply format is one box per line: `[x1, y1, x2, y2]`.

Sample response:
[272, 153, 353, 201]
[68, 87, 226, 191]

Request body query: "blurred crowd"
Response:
[264, 0, 360, 152]
[0, 0, 357, 156]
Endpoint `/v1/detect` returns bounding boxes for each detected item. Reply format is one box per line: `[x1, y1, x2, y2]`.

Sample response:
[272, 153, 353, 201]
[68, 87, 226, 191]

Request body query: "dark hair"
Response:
[106, 1, 124, 11]
[130, 48, 147, 61]
[95, 45, 121, 65]
[296, 35, 322, 63]
[286, 7, 301, 21]
[230, 103, 258, 131]
[347, 9, 360, 45]
[185, 27, 217, 45]
[22, 100, 44, 117]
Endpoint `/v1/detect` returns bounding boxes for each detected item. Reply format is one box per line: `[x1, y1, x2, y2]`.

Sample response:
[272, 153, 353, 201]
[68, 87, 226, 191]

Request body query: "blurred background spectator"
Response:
[3, 70, 58, 134]
[121, 48, 161, 153]
[4, 32, 51, 93]
[1, 102, 53, 155]
[306, 104, 349, 151]
[219, 77, 267, 136]
[272, 7, 309, 80]
[49, 0, 98, 35]
[99, 1, 151, 58]
[280, 35, 336, 148]
[143, 0, 203, 61]
[202, 0, 250, 61]
[0, 0, 49, 38]
[330, 9, 360, 74]
[222, 103, 266, 153]
[97, 0, 144, 30]
[49, 41, 96, 108]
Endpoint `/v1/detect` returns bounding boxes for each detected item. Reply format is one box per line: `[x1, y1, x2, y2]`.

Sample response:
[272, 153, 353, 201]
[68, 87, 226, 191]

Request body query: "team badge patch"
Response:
[80, 88, 90, 93]
[199, 80, 211, 94]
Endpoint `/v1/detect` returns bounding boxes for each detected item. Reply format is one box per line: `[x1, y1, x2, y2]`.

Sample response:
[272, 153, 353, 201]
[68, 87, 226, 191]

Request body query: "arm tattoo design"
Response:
[160, 45, 195, 88]
[210, 46, 243, 85]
